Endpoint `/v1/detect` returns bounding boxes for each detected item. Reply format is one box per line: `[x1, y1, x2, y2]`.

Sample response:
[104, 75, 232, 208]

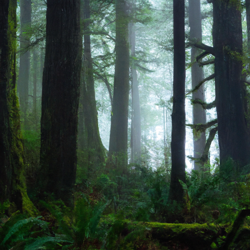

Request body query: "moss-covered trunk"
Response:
[0, 0, 36, 215]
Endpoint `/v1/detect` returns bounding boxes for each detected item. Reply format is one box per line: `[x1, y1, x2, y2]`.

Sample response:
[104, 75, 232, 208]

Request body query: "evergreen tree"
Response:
[39, 0, 82, 207]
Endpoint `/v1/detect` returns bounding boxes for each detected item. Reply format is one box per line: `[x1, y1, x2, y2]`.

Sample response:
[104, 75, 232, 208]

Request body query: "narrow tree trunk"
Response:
[40, 0, 82, 207]
[246, 0, 250, 50]
[18, 0, 31, 129]
[189, 0, 206, 171]
[213, 0, 250, 172]
[169, 0, 186, 203]
[129, 22, 141, 164]
[108, 0, 130, 170]
[33, 49, 38, 128]
[0, 0, 35, 214]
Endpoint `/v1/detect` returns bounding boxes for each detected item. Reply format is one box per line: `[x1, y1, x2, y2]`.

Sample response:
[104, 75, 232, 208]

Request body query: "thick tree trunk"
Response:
[169, 0, 186, 203]
[213, 0, 250, 172]
[108, 0, 130, 170]
[0, 0, 11, 204]
[18, 0, 31, 129]
[40, 0, 82, 207]
[189, 0, 206, 171]
[0, 0, 35, 214]
[129, 22, 141, 164]
[80, 0, 105, 175]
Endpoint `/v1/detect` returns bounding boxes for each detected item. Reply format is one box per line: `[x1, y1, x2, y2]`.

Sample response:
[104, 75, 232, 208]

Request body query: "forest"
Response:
[1, 0, 250, 249]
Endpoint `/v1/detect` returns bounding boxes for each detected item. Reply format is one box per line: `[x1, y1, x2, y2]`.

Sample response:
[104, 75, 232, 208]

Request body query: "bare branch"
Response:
[187, 41, 215, 55]
[186, 73, 215, 95]
[199, 127, 218, 165]
[199, 59, 215, 67]
[191, 99, 216, 110]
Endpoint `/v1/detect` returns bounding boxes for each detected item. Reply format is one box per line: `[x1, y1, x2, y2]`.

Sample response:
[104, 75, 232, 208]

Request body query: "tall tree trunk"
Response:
[129, 22, 141, 164]
[18, 0, 31, 129]
[246, 0, 250, 50]
[169, 0, 186, 203]
[108, 0, 130, 170]
[189, 0, 206, 171]
[40, 0, 82, 207]
[213, 0, 250, 172]
[0, 0, 35, 214]
[33, 49, 38, 128]
[81, 0, 105, 175]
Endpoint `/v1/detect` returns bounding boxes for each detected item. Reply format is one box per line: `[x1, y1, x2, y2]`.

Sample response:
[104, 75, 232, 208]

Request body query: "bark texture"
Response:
[213, 0, 250, 171]
[189, 0, 206, 171]
[108, 0, 130, 170]
[40, 0, 82, 206]
[18, 0, 31, 128]
[169, 0, 186, 203]
[0, 0, 35, 214]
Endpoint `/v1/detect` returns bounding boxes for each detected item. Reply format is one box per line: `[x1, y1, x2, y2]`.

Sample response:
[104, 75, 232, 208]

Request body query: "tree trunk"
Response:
[40, 0, 82, 207]
[33, 49, 38, 128]
[18, 0, 31, 129]
[169, 0, 186, 203]
[82, 0, 105, 175]
[129, 22, 141, 164]
[0, 0, 35, 214]
[108, 0, 130, 170]
[213, 0, 250, 172]
[246, 0, 250, 50]
[189, 0, 206, 171]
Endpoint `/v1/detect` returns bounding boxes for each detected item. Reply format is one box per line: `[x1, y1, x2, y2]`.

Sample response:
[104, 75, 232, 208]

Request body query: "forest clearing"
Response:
[1, 0, 250, 249]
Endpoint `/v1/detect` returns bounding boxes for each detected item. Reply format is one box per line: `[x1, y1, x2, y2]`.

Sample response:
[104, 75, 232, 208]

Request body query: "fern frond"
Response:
[24, 235, 73, 250]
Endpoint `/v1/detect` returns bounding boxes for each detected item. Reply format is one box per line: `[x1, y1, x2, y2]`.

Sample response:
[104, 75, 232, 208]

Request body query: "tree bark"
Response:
[189, 0, 206, 171]
[0, 0, 35, 214]
[213, 0, 250, 171]
[18, 0, 31, 129]
[108, 0, 130, 170]
[169, 0, 186, 203]
[129, 21, 141, 164]
[40, 0, 82, 207]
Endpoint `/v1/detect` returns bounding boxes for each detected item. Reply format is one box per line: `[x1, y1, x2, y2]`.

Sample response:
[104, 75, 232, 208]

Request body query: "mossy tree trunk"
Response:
[213, 0, 250, 172]
[17, 0, 31, 129]
[169, 0, 186, 203]
[108, 0, 130, 171]
[40, 0, 82, 207]
[0, 0, 35, 215]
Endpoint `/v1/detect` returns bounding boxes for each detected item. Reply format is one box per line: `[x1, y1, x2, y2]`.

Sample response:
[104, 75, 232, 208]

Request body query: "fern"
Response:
[24, 235, 73, 250]
[1, 216, 48, 245]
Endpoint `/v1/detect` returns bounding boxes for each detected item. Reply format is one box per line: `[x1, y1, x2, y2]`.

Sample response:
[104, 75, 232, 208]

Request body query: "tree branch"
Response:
[199, 127, 218, 165]
[187, 41, 215, 55]
[186, 74, 215, 95]
[199, 59, 215, 67]
[191, 99, 216, 110]
[186, 119, 218, 133]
